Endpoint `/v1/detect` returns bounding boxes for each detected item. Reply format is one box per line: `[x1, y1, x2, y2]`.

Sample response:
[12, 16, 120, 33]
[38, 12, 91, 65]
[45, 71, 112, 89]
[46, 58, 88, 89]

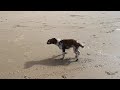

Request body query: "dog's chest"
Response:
[57, 42, 71, 49]
[58, 43, 63, 49]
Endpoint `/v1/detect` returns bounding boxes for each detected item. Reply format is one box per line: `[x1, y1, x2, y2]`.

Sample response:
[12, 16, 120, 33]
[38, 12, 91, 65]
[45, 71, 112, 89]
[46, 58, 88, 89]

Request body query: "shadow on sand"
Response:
[24, 54, 76, 69]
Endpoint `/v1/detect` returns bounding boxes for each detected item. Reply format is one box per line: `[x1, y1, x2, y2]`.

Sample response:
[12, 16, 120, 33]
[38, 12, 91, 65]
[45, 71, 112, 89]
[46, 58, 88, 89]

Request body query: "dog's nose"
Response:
[47, 41, 50, 44]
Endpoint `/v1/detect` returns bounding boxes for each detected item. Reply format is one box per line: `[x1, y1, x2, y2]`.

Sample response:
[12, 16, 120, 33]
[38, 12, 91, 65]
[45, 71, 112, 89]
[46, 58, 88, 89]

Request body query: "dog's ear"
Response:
[52, 38, 57, 41]
[52, 38, 56, 40]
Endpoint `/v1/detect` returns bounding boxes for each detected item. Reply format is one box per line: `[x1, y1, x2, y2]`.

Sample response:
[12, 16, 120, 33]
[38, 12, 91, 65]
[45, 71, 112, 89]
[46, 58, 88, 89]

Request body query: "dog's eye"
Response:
[47, 41, 51, 44]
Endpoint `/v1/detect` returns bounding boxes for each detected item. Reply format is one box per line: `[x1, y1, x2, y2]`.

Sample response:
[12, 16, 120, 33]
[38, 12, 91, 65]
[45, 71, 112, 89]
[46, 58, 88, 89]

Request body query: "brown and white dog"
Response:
[47, 38, 84, 61]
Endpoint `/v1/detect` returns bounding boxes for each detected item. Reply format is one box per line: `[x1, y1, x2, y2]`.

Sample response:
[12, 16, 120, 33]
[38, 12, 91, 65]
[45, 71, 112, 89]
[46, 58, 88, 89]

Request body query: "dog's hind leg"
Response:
[76, 50, 80, 61]
[73, 47, 80, 61]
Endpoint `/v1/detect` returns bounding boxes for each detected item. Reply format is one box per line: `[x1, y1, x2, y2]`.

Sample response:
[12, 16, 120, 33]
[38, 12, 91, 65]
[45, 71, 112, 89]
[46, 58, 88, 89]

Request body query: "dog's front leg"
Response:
[61, 48, 66, 60]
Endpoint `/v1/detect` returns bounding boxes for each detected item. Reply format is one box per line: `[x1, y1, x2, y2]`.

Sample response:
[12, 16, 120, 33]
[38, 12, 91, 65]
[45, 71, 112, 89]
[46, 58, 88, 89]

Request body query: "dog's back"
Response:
[59, 39, 84, 49]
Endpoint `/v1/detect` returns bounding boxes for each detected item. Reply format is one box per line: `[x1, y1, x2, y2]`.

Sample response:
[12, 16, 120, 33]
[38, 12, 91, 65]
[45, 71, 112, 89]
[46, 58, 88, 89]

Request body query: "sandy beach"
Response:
[0, 11, 120, 79]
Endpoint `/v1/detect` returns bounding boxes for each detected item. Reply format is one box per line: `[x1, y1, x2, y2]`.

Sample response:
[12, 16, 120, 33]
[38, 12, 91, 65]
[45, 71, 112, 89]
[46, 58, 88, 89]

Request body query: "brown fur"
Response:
[47, 38, 84, 61]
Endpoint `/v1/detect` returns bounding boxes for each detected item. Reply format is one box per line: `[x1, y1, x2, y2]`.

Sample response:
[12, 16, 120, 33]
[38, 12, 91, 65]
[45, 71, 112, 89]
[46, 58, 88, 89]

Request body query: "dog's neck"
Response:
[55, 38, 61, 46]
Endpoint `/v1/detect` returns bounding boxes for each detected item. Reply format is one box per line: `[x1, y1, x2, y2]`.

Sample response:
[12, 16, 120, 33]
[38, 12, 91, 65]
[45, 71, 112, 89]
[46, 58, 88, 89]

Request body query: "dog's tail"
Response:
[77, 43, 84, 48]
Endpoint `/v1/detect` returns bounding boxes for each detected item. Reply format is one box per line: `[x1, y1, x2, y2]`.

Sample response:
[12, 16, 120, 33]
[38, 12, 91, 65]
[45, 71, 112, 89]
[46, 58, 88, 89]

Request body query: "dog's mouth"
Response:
[47, 41, 51, 44]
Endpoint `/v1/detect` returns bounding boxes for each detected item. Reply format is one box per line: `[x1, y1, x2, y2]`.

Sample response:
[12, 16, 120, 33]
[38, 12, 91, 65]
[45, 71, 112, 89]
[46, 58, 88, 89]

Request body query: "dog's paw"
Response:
[62, 52, 67, 54]
[75, 59, 79, 61]
[64, 52, 67, 54]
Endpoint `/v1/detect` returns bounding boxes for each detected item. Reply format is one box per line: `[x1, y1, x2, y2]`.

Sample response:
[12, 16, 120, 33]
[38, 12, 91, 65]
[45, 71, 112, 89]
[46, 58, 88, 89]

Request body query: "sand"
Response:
[0, 11, 120, 79]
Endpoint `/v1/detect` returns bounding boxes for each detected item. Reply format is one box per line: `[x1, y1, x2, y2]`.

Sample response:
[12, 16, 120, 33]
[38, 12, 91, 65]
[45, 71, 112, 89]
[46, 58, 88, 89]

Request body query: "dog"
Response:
[47, 38, 84, 61]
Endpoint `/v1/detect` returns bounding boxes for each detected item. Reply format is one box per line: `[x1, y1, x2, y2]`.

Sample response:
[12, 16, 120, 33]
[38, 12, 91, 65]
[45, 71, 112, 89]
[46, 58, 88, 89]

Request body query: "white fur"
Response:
[77, 40, 79, 43]
[56, 38, 62, 49]
[56, 38, 61, 42]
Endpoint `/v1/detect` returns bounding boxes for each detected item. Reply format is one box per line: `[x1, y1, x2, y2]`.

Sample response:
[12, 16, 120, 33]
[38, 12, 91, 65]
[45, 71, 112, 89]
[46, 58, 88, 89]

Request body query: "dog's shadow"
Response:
[24, 54, 76, 69]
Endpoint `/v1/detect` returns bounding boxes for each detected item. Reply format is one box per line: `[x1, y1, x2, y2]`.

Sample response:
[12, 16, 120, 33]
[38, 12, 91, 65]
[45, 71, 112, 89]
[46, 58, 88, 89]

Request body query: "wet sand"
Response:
[0, 11, 120, 79]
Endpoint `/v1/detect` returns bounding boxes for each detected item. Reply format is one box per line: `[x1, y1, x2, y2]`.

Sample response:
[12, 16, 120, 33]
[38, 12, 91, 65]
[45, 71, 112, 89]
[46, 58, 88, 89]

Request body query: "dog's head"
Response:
[47, 38, 57, 44]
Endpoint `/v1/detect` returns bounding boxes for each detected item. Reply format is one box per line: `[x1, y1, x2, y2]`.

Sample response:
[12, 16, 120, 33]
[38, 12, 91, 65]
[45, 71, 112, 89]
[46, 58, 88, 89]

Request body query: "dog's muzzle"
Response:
[47, 41, 50, 44]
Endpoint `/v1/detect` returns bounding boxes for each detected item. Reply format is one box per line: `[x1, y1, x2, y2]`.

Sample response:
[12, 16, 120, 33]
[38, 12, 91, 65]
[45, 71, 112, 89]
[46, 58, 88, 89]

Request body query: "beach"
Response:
[0, 11, 120, 79]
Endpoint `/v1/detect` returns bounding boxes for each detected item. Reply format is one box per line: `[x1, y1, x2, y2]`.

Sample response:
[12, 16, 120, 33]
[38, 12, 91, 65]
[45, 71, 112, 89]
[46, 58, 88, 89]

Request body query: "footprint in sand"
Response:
[90, 35, 98, 38]
[78, 27, 85, 29]
[117, 56, 120, 59]
[42, 23, 47, 24]
[106, 30, 115, 33]
[13, 25, 28, 28]
[100, 22, 104, 24]
[70, 15, 80, 17]
[14, 35, 24, 42]
[62, 22, 66, 24]
[24, 75, 31, 79]
[105, 71, 118, 75]
[61, 75, 67, 79]
[70, 15, 84, 17]
[101, 13, 105, 14]
[95, 65, 103, 68]
[87, 53, 91, 56]
[24, 51, 32, 58]
[0, 17, 7, 22]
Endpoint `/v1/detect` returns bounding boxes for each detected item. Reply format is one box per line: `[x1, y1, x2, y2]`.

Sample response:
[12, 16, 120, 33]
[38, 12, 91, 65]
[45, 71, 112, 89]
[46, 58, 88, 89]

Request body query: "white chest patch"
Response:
[58, 44, 62, 49]
[56, 38, 63, 49]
